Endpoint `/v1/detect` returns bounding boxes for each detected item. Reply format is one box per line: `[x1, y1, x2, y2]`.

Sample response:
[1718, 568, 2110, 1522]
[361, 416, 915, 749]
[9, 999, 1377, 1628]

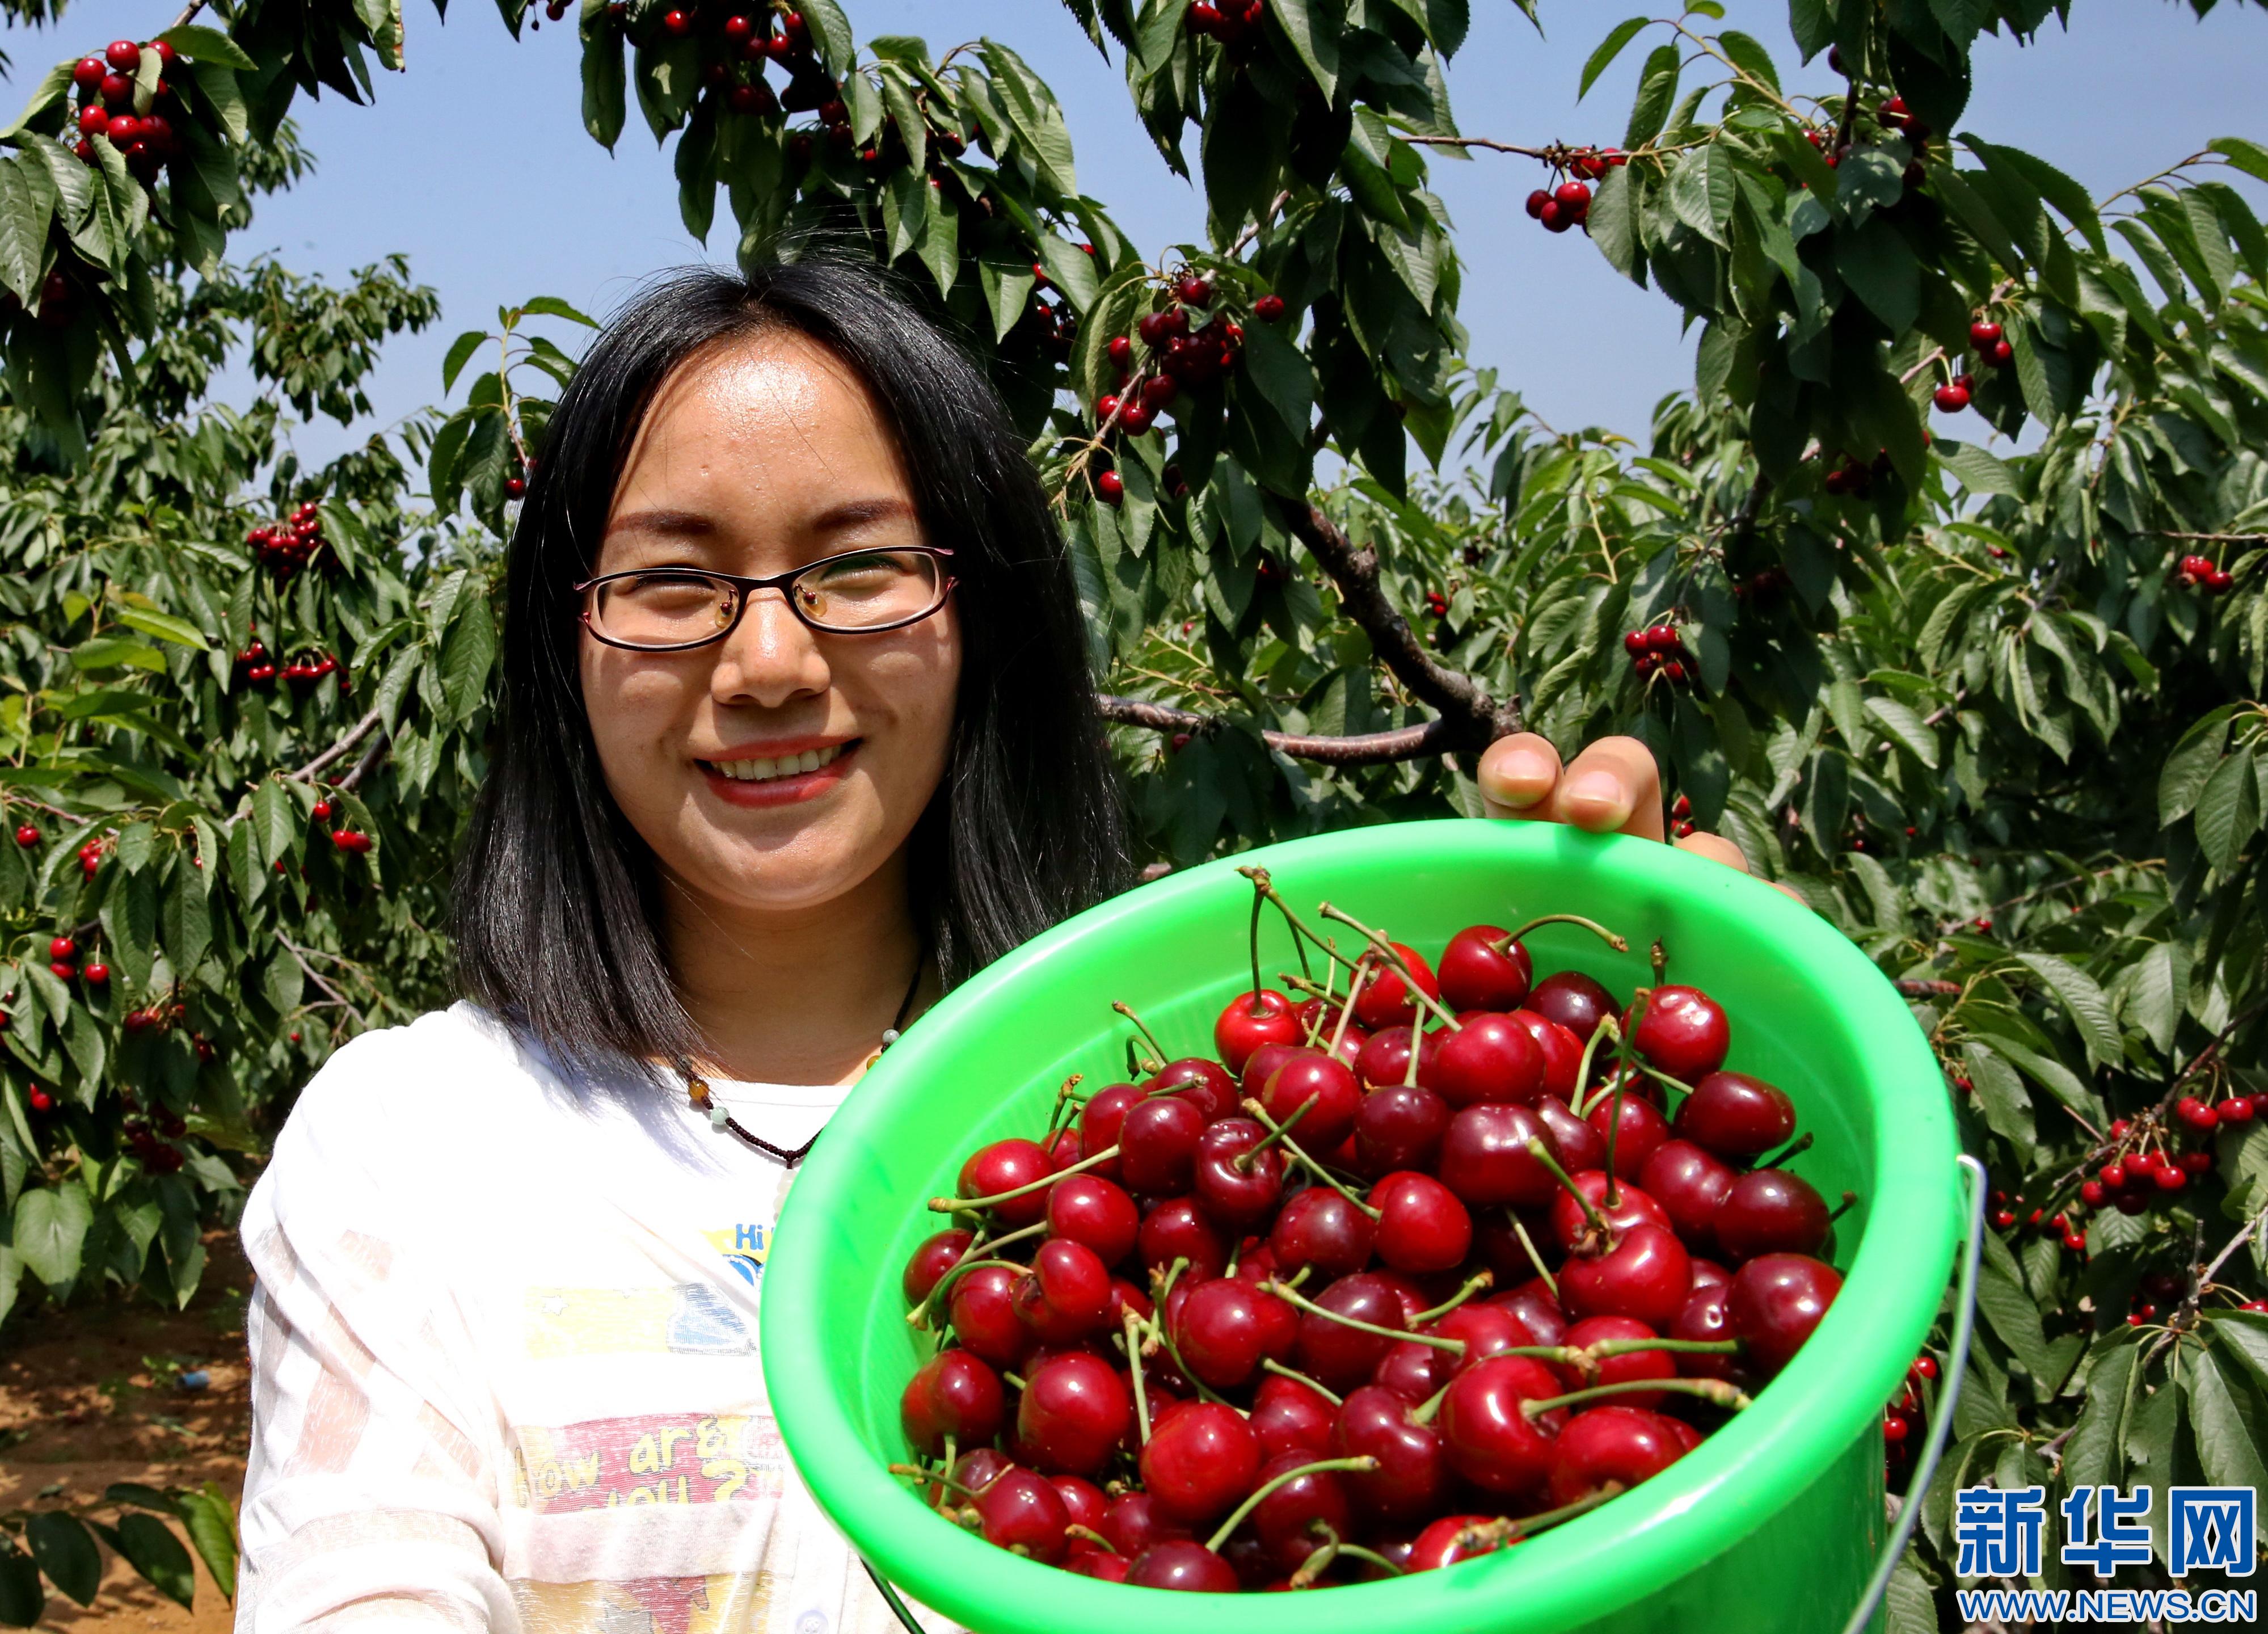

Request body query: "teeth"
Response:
[710, 744, 846, 782]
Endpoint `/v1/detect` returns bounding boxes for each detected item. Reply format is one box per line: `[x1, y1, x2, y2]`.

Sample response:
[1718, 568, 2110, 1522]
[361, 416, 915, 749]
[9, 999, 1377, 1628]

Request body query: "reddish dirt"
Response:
[0, 1229, 251, 1632]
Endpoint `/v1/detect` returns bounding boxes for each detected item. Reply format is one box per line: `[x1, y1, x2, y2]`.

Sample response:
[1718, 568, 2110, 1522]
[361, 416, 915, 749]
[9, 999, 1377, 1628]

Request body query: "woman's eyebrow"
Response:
[604, 507, 715, 541]
[810, 496, 920, 532]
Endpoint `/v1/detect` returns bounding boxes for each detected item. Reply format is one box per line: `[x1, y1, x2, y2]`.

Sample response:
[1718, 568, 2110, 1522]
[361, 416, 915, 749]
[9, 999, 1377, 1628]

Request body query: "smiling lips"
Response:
[708, 742, 849, 783]
[697, 739, 859, 806]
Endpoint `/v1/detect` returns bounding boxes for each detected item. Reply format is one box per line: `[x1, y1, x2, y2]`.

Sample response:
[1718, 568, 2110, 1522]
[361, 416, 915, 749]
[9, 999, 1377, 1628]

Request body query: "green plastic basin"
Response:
[764, 822, 1961, 1634]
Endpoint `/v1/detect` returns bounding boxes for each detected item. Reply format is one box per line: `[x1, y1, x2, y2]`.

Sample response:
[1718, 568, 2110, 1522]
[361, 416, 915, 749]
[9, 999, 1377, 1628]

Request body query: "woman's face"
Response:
[579, 331, 960, 922]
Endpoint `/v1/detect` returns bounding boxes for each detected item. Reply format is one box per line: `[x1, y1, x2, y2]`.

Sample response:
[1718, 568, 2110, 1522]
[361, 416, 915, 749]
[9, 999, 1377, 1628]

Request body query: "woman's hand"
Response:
[1478, 731, 1795, 896]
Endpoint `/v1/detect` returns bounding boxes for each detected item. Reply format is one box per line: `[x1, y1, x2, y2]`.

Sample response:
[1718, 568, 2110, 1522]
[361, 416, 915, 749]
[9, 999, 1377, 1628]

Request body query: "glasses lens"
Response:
[591, 571, 737, 648]
[792, 551, 946, 631]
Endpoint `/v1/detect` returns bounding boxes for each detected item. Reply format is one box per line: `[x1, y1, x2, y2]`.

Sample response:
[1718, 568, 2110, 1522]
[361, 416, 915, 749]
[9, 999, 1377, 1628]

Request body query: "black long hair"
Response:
[452, 260, 1128, 1084]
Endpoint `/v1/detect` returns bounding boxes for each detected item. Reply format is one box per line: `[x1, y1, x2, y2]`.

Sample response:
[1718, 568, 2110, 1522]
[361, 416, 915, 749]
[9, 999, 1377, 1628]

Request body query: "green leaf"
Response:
[2062, 1338, 2137, 1491]
[1578, 16, 1650, 99]
[158, 24, 257, 70]
[1267, 0, 1342, 99]
[2187, 1344, 2268, 1495]
[11, 1185, 91, 1288]
[800, 0, 855, 75]
[2160, 709, 2237, 825]
[2194, 746, 2261, 874]
[1962, 1041, 2033, 1151]
[977, 43, 1078, 195]
[252, 778, 296, 870]
[1587, 164, 1642, 281]
[1835, 213, 1921, 332]
[24, 1513, 100, 1608]
[1624, 44, 1680, 149]
[1975, 1226, 2056, 1382]
[112, 608, 209, 651]
[1937, 440, 2020, 496]
[69, 637, 166, 673]
[1715, 29, 1780, 94]
[521, 296, 600, 327]
[113, 1514, 196, 1611]
[440, 330, 487, 393]
[0, 1539, 36, 1627]
[1865, 695, 1940, 769]
[0, 161, 50, 309]
[1238, 318, 1314, 439]
[0, 58, 75, 143]
[2209, 136, 2268, 186]
[2013, 951, 2121, 1070]
[2124, 940, 2192, 1055]
[1668, 142, 1735, 247]
[172, 1486, 236, 1603]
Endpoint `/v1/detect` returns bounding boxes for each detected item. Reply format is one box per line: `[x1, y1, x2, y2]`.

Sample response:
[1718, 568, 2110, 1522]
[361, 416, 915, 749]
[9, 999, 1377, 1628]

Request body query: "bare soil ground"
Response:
[0, 1230, 252, 1632]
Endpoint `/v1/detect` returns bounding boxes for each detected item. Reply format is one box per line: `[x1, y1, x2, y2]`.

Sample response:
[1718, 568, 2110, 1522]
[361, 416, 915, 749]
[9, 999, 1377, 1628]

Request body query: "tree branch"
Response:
[1281, 502, 1520, 751]
[1097, 696, 1465, 767]
[337, 722, 391, 791]
[1402, 136, 1550, 159]
[1895, 979, 1963, 998]
[288, 706, 385, 783]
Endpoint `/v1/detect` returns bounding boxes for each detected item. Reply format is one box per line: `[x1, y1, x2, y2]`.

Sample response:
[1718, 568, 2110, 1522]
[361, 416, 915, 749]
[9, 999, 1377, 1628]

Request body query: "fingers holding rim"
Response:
[1553, 738, 1667, 840]
[1478, 732, 1565, 820]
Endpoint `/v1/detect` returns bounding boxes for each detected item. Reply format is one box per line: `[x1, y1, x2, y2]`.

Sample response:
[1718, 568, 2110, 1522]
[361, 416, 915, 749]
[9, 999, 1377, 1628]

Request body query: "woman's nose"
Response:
[709, 589, 831, 707]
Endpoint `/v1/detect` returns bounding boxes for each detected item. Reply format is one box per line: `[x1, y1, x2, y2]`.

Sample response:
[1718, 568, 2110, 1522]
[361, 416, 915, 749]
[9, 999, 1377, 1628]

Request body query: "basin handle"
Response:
[1838, 1151, 1988, 1634]
[865, 1549, 931, 1633]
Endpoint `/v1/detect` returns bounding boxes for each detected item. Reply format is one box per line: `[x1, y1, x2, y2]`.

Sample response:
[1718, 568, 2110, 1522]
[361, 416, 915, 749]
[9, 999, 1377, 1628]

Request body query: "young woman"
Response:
[233, 262, 1757, 1633]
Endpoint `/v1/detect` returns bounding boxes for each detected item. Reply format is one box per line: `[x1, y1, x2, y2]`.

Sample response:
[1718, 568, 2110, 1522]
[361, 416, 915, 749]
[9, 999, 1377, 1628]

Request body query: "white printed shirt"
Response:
[237, 1002, 934, 1634]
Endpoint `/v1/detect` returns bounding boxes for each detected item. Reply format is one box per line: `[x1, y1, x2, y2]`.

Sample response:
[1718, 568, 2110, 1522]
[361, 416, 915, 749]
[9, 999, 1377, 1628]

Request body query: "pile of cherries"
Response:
[2172, 554, 2236, 595]
[246, 502, 330, 580]
[67, 39, 184, 183]
[1621, 624, 1693, 688]
[892, 877, 1849, 1593]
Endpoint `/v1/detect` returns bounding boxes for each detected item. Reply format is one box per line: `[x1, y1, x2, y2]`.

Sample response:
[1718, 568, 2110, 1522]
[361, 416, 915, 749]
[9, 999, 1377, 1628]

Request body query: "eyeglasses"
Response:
[575, 547, 956, 651]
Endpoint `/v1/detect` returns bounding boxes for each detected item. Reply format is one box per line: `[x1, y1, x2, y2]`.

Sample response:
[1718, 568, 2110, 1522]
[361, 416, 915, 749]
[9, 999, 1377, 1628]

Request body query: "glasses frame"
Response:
[574, 546, 958, 652]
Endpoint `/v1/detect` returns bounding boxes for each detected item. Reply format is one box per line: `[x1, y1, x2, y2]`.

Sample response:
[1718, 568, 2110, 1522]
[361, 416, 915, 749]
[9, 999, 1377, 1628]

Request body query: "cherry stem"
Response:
[1601, 1076, 1628, 1207]
[1410, 1269, 1494, 1325]
[1067, 1524, 1118, 1555]
[1237, 864, 1315, 983]
[1204, 1456, 1379, 1552]
[889, 1463, 980, 1501]
[1829, 1188, 1858, 1222]
[1242, 1099, 1381, 1218]
[1628, 1059, 1697, 1105]
[1002, 1370, 1027, 1391]
[1287, 1536, 1341, 1590]
[1650, 938, 1667, 986]
[1262, 1278, 1464, 1353]
[1245, 869, 1268, 1008]
[1151, 1258, 1233, 1406]
[1525, 1137, 1612, 1240]
[1586, 1336, 1743, 1358]
[1317, 903, 1463, 1031]
[931, 1144, 1121, 1213]
[1328, 959, 1371, 1055]
[1507, 1485, 1625, 1539]
[1506, 1210, 1558, 1298]
[1524, 1376, 1752, 1416]
[1491, 913, 1630, 956]
[1283, 972, 1333, 1047]
[1112, 1002, 1169, 1062]
[904, 1226, 1047, 1326]
[1124, 1309, 1154, 1443]
[1569, 1015, 1625, 1118]
[1411, 1378, 1455, 1425]
[1259, 1356, 1343, 1404]
[1234, 1095, 1312, 1172]
[1759, 1131, 1815, 1169]
[1043, 1072, 1086, 1137]
[1322, 1540, 1404, 1578]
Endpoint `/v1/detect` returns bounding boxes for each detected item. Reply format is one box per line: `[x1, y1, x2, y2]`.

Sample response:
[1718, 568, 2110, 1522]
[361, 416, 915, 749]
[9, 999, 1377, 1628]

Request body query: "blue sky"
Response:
[6, 0, 2266, 474]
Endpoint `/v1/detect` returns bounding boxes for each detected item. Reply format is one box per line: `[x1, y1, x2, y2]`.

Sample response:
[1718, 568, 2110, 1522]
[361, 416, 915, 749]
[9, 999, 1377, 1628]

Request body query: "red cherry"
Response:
[1094, 470, 1124, 505]
[13, 826, 39, 847]
[1268, 1186, 1377, 1279]
[1527, 971, 1616, 1042]
[1174, 275, 1214, 308]
[1172, 1276, 1293, 1391]
[1427, 1012, 1545, 1107]
[1351, 1083, 1450, 1180]
[1439, 1354, 1565, 1497]
[1046, 1173, 1139, 1266]
[1561, 1223, 1692, 1330]
[901, 1227, 973, 1305]
[1250, 1372, 1337, 1460]
[1714, 1168, 1832, 1261]
[1547, 1170, 1670, 1252]
[1587, 1090, 1670, 1176]
[1727, 1252, 1841, 1375]
[973, 1467, 1070, 1561]
[1933, 382, 1971, 413]
[1436, 925, 1534, 1012]
[1257, 1050, 1362, 1151]
[48, 936, 75, 960]
[1140, 1400, 1261, 1524]
[1214, 988, 1301, 1073]
[1553, 180, 1592, 212]
[74, 56, 105, 91]
[1546, 1404, 1689, 1507]
[1669, 1283, 1747, 1384]
[1630, 986, 1730, 1082]
[1015, 1351, 1131, 1476]
[1989, 337, 2014, 365]
[1192, 1117, 1286, 1231]
[1120, 1093, 1208, 1195]
[1138, 1195, 1228, 1282]
[1331, 1384, 1448, 1522]
[947, 1264, 1035, 1367]
[1968, 319, 2003, 348]
[1012, 1238, 1114, 1345]
[26, 1088, 54, 1114]
[1351, 944, 1439, 1030]
[1125, 1539, 1238, 1591]
[958, 1137, 1054, 1227]
[1253, 293, 1286, 321]
[1369, 1171, 1472, 1274]
[661, 8, 693, 32]
[899, 1349, 1005, 1456]
[1533, 1096, 1607, 1176]
[1293, 1271, 1411, 1395]
[1639, 1139, 1736, 1249]
[1508, 1010, 1584, 1099]
[1436, 1102, 1559, 1210]
[2220, 1096, 2254, 1123]
[106, 39, 142, 70]
[1673, 1071, 1795, 1159]
[1408, 1513, 1515, 1572]
[82, 962, 108, 986]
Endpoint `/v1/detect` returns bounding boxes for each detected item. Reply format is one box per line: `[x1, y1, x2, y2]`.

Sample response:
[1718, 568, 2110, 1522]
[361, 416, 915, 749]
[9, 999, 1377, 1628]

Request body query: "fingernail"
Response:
[1562, 773, 1630, 825]
[1495, 750, 1554, 800]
